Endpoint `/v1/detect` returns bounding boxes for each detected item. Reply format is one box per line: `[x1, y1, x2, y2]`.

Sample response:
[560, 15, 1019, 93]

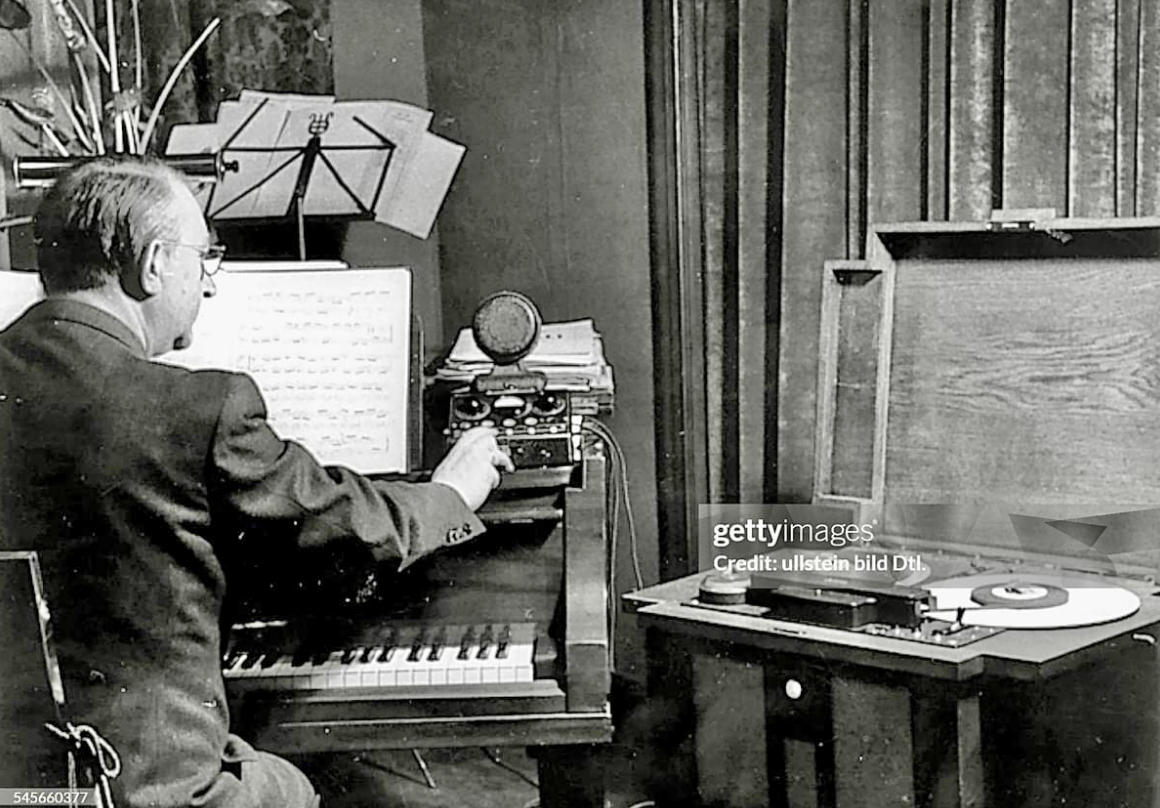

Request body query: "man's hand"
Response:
[431, 427, 515, 510]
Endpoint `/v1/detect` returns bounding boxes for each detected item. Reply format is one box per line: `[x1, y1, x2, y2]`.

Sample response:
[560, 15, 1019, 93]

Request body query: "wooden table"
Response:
[625, 569, 1160, 808]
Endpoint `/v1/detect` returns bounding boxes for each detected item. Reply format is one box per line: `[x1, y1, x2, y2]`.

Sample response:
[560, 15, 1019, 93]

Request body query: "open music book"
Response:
[0, 264, 412, 473]
[159, 262, 412, 473]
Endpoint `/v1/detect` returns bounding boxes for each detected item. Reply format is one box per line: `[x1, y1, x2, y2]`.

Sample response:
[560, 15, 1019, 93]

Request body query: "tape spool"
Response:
[924, 572, 1140, 629]
[969, 581, 1069, 610]
[699, 572, 752, 606]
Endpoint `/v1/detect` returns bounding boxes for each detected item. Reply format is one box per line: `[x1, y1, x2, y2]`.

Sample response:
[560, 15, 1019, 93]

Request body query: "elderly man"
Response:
[0, 156, 512, 807]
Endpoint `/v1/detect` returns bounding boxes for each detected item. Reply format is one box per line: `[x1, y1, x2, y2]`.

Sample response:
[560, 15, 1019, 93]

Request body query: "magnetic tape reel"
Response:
[445, 292, 582, 469]
[924, 572, 1141, 629]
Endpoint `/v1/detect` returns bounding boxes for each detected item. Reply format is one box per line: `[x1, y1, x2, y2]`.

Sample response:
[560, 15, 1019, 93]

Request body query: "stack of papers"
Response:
[166, 90, 464, 239]
[435, 319, 614, 396]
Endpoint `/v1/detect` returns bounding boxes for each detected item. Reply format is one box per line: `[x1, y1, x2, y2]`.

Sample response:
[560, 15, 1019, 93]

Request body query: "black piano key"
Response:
[239, 653, 262, 670]
[311, 649, 332, 666]
[359, 646, 375, 663]
[291, 645, 313, 667]
[259, 652, 281, 669]
[380, 628, 399, 663]
[340, 647, 358, 665]
[223, 652, 245, 670]
[428, 628, 446, 662]
[407, 630, 428, 663]
[496, 624, 511, 659]
[477, 625, 494, 660]
[457, 626, 476, 661]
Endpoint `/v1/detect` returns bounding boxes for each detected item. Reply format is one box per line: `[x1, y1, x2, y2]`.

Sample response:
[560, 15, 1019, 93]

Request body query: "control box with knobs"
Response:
[444, 291, 581, 469]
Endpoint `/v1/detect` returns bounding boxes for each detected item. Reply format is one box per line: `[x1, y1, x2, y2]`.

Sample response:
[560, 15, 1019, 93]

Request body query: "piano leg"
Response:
[532, 744, 605, 808]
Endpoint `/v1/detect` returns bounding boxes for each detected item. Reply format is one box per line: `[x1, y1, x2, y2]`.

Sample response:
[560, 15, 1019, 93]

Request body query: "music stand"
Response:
[205, 99, 397, 260]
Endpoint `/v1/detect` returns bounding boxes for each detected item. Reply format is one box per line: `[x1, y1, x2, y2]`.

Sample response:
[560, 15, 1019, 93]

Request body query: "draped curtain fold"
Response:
[688, 0, 781, 506]
[103, 0, 334, 142]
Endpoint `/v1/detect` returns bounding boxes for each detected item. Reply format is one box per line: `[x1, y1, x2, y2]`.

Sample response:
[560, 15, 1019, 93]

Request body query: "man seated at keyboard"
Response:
[0, 155, 514, 808]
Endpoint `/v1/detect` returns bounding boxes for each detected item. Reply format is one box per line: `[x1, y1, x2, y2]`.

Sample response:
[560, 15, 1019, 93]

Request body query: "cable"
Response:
[581, 417, 649, 682]
[605, 420, 642, 587]
[583, 418, 643, 588]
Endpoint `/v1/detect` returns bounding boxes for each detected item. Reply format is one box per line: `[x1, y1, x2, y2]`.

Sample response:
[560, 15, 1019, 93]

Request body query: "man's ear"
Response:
[128, 240, 163, 299]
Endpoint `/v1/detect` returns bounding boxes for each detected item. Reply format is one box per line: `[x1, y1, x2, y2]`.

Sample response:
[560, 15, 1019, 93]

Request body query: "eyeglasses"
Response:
[154, 240, 227, 280]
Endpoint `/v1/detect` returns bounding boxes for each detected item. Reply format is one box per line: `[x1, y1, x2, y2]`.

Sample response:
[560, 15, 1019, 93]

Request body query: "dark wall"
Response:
[332, 0, 445, 363]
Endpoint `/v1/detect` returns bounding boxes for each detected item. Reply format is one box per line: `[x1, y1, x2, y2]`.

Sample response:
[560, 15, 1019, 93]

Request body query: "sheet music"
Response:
[166, 92, 461, 238]
[160, 263, 412, 473]
[377, 130, 466, 239]
[0, 266, 409, 472]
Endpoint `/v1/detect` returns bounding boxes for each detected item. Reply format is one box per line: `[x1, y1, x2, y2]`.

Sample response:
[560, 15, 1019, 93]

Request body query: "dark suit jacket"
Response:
[0, 299, 484, 807]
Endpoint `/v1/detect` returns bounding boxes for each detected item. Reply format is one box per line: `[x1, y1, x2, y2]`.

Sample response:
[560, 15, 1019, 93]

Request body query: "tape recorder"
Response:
[444, 291, 581, 469]
[693, 547, 1148, 648]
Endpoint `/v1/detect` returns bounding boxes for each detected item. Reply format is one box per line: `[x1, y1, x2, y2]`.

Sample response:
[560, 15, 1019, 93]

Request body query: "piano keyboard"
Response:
[223, 622, 536, 690]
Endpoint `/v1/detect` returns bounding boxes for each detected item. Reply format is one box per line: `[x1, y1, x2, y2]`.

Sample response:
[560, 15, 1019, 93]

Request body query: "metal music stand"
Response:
[205, 99, 397, 260]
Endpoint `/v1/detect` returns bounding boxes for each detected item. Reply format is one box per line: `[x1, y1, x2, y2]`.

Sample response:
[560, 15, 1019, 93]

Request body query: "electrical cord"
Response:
[580, 417, 645, 676]
[582, 418, 643, 588]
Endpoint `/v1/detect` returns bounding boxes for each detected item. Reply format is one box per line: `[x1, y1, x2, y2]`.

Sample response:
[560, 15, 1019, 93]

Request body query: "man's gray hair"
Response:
[33, 156, 188, 294]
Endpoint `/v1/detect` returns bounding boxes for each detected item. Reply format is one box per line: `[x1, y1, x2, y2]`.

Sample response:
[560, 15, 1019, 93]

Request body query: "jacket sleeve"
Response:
[207, 372, 485, 569]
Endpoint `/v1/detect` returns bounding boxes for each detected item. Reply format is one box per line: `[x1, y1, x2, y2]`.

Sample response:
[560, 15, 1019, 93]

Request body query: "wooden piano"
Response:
[221, 446, 613, 808]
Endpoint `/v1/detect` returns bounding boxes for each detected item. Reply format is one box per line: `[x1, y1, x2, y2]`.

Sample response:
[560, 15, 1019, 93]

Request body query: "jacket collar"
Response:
[23, 298, 147, 358]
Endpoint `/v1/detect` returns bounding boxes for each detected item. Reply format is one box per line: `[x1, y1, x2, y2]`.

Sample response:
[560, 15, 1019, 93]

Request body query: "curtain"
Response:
[105, 0, 334, 144]
[0, 0, 334, 266]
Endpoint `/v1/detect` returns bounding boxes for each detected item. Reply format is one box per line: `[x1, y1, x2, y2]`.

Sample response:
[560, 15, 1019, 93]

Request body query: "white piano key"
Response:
[321, 651, 345, 688]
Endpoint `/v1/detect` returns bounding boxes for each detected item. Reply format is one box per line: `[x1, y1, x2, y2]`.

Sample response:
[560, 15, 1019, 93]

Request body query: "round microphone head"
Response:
[472, 291, 542, 365]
